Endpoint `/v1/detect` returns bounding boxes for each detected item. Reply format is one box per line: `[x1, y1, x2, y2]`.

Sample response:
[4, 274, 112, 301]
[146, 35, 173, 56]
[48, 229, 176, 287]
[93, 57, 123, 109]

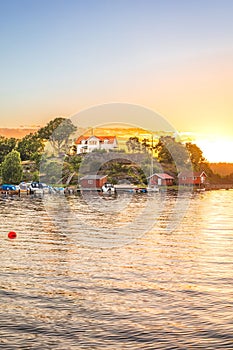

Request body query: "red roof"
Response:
[80, 175, 107, 180]
[75, 135, 116, 144]
[178, 171, 207, 178]
[150, 173, 174, 180]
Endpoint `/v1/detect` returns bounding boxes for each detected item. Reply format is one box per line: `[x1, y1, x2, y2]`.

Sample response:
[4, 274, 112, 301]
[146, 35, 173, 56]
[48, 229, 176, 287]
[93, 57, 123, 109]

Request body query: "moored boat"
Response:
[19, 182, 30, 194]
[147, 185, 159, 192]
[0, 184, 20, 196]
[102, 183, 116, 194]
[29, 182, 44, 195]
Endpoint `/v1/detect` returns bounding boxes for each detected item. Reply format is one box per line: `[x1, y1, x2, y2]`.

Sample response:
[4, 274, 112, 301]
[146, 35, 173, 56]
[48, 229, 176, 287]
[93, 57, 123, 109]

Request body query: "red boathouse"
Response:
[148, 173, 174, 186]
[178, 171, 207, 186]
[79, 175, 107, 189]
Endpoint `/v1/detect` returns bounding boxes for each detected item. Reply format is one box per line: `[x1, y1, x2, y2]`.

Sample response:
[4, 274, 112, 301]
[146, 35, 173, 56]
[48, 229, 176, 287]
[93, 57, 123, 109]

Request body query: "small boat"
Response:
[19, 182, 30, 194]
[0, 184, 20, 196]
[54, 187, 65, 194]
[41, 183, 55, 194]
[147, 186, 159, 193]
[196, 188, 205, 192]
[134, 187, 148, 193]
[29, 182, 44, 195]
[102, 183, 116, 194]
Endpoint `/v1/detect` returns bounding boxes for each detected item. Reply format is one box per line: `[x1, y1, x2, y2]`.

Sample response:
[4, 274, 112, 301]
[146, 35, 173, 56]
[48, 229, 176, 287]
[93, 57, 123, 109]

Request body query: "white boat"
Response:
[102, 183, 116, 194]
[19, 182, 30, 194]
[147, 186, 159, 192]
[196, 188, 205, 192]
[29, 182, 44, 195]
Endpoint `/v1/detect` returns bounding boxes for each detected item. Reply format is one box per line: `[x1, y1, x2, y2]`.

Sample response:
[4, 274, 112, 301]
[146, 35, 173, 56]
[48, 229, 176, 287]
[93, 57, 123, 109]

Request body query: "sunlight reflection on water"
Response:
[0, 190, 233, 349]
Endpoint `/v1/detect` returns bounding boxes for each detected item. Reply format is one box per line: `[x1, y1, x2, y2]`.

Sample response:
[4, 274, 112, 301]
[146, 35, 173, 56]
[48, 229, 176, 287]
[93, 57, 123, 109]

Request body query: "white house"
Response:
[75, 135, 118, 154]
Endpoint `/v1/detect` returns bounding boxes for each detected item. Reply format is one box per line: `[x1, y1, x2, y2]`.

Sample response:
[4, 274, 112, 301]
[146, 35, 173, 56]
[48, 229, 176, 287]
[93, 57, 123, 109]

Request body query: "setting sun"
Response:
[196, 138, 233, 163]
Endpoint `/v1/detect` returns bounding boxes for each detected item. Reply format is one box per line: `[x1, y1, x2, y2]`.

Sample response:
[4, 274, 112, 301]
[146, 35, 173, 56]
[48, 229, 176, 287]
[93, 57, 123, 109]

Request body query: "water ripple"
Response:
[0, 191, 233, 349]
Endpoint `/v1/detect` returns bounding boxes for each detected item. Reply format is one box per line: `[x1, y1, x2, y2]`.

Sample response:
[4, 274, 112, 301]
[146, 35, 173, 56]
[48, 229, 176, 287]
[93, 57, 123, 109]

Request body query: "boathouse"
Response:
[79, 175, 107, 189]
[178, 171, 207, 186]
[148, 173, 174, 186]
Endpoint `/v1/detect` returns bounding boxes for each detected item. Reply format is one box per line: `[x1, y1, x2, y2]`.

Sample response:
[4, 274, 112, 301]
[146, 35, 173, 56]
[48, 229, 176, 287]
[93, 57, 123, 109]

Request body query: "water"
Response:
[0, 190, 233, 349]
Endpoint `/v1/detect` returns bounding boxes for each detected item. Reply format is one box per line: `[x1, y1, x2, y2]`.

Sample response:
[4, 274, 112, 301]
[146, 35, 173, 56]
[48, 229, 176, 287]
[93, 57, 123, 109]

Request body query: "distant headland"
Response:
[0, 127, 40, 139]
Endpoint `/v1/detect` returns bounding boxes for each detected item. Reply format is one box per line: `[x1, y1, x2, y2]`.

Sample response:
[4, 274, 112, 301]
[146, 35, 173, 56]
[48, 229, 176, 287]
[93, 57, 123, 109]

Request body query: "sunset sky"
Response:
[0, 0, 233, 162]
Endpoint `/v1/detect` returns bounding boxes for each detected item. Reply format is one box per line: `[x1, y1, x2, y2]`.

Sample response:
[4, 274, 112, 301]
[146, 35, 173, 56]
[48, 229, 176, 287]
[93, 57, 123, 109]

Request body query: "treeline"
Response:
[0, 117, 77, 184]
[124, 136, 233, 185]
[0, 119, 233, 186]
[78, 136, 216, 186]
[126, 135, 210, 173]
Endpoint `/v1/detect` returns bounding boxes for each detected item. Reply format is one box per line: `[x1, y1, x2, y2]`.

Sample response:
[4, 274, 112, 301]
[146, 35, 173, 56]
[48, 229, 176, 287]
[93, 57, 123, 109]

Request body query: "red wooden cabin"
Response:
[178, 171, 207, 186]
[79, 175, 107, 189]
[148, 173, 174, 186]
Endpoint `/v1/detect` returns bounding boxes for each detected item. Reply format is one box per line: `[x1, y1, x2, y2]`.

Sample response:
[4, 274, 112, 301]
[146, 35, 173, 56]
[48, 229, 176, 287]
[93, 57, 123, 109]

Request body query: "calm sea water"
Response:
[0, 190, 233, 349]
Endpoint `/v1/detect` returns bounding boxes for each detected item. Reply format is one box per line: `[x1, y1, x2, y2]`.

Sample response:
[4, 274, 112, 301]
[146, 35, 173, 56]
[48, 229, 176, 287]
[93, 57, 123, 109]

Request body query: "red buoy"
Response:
[8, 231, 17, 239]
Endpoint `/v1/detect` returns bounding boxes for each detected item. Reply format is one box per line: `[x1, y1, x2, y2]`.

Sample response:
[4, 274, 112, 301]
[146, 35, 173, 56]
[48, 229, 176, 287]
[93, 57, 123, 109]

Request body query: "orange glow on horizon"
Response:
[196, 138, 233, 163]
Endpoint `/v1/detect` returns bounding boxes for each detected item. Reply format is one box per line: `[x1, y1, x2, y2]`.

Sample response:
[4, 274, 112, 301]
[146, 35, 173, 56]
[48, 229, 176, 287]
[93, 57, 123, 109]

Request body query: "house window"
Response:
[193, 177, 197, 180]
[182, 176, 186, 180]
[88, 180, 93, 184]
[89, 140, 97, 145]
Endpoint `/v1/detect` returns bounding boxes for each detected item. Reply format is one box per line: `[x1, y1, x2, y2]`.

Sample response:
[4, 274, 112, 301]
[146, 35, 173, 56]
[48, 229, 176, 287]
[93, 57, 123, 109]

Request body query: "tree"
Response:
[41, 160, 63, 184]
[141, 138, 150, 153]
[37, 117, 66, 140]
[61, 155, 82, 184]
[155, 136, 189, 166]
[37, 117, 77, 155]
[0, 136, 17, 163]
[126, 137, 141, 152]
[185, 143, 206, 171]
[155, 136, 173, 164]
[16, 133, 44, 161]
[1, 150, 23, 184]
[98, 159, 147, 185]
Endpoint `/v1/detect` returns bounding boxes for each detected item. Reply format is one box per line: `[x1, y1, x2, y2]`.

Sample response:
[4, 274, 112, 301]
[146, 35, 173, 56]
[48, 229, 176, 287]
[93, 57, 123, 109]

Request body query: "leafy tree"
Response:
[37, 117, 66, 140]
[32, 171, 39, 182]
[61, 155, 81, 182]
[98, 159, 147, 185]
[17, 133, 44, 161]
[66, 155, 82, 173]
[155, 136, 189, 167]
[0, 136, 17, 162]
[141, 138, 150, 153]
[41, 160, 63, 184]
[126, 137, 141, 152]
[185, 143, 205, 171]
[38, 117, 77, 154]
[155, 136, 173, 164]
[1, 150, 23, 184]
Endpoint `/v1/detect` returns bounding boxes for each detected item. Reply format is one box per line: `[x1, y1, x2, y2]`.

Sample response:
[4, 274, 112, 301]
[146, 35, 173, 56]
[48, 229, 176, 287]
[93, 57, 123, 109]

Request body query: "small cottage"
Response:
[148, 173, 174, 186]
[79, 175, 107, 189]
[178, 171, 207, 186]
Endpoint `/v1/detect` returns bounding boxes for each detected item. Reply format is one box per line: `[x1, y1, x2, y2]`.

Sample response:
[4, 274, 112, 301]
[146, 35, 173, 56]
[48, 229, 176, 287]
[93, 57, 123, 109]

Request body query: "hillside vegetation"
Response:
[0, 117, 233, 186]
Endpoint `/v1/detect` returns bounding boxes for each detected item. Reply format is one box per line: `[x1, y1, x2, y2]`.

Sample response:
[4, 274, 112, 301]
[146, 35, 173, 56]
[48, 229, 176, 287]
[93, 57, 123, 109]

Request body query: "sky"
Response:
[0, 0, 233, 162]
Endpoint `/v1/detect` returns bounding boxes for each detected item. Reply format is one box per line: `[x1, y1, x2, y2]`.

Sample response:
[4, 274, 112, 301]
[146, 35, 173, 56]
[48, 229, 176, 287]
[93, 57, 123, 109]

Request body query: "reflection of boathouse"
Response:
[148, 173, 174, 186]
[79, 175, 107, 189]
[178, 171, 207, 186]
